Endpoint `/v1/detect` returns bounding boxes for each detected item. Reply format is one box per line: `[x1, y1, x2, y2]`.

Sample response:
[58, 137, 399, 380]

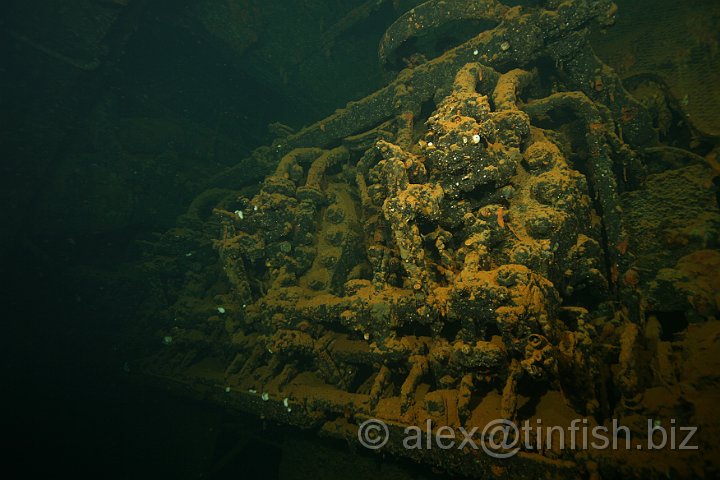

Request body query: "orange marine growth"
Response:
[497, 206, 506, 229]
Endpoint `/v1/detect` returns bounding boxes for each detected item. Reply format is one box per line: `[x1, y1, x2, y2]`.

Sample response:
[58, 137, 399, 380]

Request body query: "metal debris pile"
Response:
[141, 1, 720, 477]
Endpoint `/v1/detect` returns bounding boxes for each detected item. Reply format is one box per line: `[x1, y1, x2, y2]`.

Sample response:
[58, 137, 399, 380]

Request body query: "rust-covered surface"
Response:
[137, 0, 720, 477]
